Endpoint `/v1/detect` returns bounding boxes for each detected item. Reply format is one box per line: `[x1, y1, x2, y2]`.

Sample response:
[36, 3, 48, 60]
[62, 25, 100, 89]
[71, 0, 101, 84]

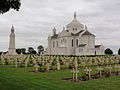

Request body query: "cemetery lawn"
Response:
[0, 65, 120, 90]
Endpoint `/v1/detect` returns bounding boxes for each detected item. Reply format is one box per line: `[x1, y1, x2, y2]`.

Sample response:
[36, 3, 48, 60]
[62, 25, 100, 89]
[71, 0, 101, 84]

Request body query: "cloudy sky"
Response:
[0, 0, 120, 53]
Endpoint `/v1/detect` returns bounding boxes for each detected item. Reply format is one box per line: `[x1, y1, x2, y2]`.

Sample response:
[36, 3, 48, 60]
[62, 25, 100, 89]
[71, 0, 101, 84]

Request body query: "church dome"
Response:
[66, 12, 84, 28]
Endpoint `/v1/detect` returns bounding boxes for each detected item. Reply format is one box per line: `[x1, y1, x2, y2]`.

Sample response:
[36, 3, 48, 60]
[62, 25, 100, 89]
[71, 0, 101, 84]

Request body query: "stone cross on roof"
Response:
[74, 11, 76, 19]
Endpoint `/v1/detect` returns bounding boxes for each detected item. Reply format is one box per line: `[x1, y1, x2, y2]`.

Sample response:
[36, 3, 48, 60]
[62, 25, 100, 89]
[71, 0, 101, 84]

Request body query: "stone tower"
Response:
[52, 27, 56, 36]
[8, 25, 17, 55]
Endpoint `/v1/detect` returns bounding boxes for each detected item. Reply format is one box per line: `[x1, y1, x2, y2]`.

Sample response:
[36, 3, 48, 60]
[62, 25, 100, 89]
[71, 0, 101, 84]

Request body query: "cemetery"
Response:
[0, 54, 120, 90]
[1, 1, 120, 89]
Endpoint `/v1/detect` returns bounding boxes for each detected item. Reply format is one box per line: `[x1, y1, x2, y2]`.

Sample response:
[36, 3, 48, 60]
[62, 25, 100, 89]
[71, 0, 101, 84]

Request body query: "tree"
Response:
[28, 47, 37, 54]
[0, 52, 3, 55]
[28, 47, 34, 54]
[3, 51, 8, 54]
[16, 48, 22, 54]
[32, 50, 37, 54]
[0, 0, 21, 14]
[37, 45, 44, 54]
[118, 48, 120, 55]
[21, 48, 26, 54]
[104, 48, 113, 55]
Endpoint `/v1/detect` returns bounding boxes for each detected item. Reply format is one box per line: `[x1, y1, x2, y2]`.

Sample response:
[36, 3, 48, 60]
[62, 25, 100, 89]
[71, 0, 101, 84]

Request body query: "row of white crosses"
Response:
[1, 55, 120, 72]
[24, 55, 30, 67]
[34, 64, 39, 72]
[105, 65, 112, 74]
[56, 56, 60, 70]
[0, 55, 5, 65]
[71, 58, 79, 81]
[71, 64, 120, 81]
[85, 64, 120, 79]
[114, 64, 120, 74]
[1, 55, 119, 66]
[46, 63, 50, 71]
[96, 66, 103, 77]
[33, 55, 60, 72]
[84, 67, 92, 79]
[79, 56, 120, 66]
[106, 64, 120, 75]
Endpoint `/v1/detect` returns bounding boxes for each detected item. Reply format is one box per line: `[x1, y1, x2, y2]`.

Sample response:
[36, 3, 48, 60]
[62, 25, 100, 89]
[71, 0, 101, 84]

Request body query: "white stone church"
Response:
[46, 12, 104, 55]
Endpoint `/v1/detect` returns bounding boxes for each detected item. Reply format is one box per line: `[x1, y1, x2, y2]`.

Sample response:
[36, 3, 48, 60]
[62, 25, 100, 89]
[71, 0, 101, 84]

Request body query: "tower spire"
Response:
[74, 11, 76, 19]
[8, 25, 17, 55]
[11, 25, 14, 32]
[52, 27, 56, 35]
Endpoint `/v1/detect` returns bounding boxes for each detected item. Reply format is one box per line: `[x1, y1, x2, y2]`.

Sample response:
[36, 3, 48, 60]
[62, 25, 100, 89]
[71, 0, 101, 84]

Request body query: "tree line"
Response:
[104, 48, 120, 55]
[0, 45, 44, 55]
[15, 48, 120, 55]
[16, 45, 44, 54]
[1, 48, 120, 55]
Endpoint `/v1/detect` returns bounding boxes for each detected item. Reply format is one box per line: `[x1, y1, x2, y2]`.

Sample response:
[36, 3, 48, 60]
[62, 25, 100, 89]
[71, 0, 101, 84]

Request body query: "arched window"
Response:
[72, 39, 74, 47]
[56, 41, 58, 47]
[76, 39, 78, 46]
[73, 28, 74, 31]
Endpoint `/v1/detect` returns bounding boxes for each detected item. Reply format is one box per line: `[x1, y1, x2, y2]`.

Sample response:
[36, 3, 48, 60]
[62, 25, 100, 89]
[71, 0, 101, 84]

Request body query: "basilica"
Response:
[47, 12, 104, 55]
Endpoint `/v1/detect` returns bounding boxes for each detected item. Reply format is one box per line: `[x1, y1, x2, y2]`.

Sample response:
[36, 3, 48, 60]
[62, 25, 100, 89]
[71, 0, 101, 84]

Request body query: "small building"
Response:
[46, 12, 104, 55]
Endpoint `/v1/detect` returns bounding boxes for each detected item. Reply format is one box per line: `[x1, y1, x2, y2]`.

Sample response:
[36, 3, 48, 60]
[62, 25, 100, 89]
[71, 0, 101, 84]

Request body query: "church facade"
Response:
[46, 12, 104, 55]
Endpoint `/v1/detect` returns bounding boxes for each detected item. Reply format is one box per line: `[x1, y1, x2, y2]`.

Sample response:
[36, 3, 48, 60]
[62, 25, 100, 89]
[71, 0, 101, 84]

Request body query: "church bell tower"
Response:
[7, 25, 17, 55]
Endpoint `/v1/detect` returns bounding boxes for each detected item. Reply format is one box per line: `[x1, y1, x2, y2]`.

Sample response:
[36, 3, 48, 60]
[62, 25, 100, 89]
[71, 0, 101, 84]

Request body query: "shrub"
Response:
[104, 48, 113, 55]
[81, 76, 88, 81]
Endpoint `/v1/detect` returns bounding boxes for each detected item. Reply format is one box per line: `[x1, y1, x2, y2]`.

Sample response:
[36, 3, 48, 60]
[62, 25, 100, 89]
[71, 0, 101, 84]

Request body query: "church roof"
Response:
[51, 34, 58, 38]
[95, 45, 101, 48]
[77, 44, 86, 47]
[66, 12, 84, 28]
[82, 31, 95, 36]
[71, 30, 84, 36]
[67, 19, 83, 27]
[51, 30, 95, 38]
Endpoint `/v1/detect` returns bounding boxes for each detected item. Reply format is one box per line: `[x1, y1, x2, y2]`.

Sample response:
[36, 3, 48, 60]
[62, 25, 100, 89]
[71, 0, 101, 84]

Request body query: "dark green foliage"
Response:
[28, 47, 34, 54]
[81, 76, 88, 81]
[94, 74, 100, 79]
[3, 51, 8, 54]
[0, 52, 3, 55]
[16, 48, 26, 54]
[21, 48, 26, 54]
[69, 64, 73, 69]
[37, 45, 44, 54]
[32, 50, 37, 54]
[106, 73, 110, 77]
[28, 47, 37, 54]
[0, 0, 21, 14]
[118, 48, 120, 55]
[104, 48, 113, 55]
[16, 48, 22, 54]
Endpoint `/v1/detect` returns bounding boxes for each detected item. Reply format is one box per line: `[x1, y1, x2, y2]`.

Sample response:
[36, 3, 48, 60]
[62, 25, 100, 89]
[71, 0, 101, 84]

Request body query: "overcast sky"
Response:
[0, 0, 120, 53]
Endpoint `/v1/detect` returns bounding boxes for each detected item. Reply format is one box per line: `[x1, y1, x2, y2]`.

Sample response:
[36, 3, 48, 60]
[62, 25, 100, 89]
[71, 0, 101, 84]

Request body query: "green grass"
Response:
[0, 65, 120, 90]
